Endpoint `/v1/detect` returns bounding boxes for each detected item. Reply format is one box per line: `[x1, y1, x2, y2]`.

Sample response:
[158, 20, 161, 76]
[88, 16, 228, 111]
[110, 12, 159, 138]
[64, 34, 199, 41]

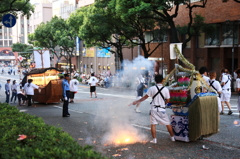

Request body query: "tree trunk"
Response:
[168, 19, 180, 43]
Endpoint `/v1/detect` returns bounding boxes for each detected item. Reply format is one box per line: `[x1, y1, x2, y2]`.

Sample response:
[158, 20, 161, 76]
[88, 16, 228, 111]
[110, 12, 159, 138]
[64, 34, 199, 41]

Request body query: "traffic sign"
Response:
[2, 14, 16, 28]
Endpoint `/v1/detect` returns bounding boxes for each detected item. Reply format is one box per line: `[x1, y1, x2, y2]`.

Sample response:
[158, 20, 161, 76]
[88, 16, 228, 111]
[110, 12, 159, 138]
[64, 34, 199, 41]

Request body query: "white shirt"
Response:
[23, 83, 39, 95]
[208, 79, 222, 93]
[202, 75, 210, 83]
[147, 84, 170, 111]
[89, 76, 99, 86]
[11, 83, 19, 93]
[137, 77, 145, 84]
[70, 79, 79, 92]
[221, 73, 231, 89]
[236, 78, 240, 89]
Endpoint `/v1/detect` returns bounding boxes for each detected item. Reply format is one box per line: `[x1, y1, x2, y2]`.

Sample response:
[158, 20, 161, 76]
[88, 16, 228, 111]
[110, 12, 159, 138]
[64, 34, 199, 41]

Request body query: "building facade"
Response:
[145, 0, 240, 77]
[29, 2, 52, 34]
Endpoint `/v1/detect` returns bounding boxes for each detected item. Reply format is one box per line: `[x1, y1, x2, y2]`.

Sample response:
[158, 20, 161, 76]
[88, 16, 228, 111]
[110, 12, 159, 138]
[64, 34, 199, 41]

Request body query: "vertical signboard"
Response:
[34, 50, 50, 68]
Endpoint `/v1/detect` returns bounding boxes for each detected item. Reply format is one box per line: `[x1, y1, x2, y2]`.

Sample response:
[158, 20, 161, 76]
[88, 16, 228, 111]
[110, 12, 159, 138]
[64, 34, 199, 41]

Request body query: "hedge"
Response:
[0, 103, 107, 159]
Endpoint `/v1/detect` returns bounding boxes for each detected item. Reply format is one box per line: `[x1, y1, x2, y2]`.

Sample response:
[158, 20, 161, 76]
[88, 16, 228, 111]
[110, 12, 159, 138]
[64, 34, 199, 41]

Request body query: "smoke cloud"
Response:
[97, 56, 154, 145]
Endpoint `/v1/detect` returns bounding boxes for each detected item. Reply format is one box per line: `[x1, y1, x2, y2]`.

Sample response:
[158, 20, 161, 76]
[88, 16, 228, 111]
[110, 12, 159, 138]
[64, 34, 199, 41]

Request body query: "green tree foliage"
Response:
[29, 16, 77, 71]
[29, 16, 66, 66]
[57, 17, 78, 73]
[69, 4, 130, 70]
[12, 42, 33, 68]
[129, 0, 208, 49]
[111, 0, 168, 58]
[0, 0, 34, 22]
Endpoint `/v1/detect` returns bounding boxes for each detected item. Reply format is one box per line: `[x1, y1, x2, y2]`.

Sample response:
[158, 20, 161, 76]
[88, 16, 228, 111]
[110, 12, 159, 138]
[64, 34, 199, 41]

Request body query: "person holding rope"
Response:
[130, 75, 175, 143]
[208, 71, 222, 113]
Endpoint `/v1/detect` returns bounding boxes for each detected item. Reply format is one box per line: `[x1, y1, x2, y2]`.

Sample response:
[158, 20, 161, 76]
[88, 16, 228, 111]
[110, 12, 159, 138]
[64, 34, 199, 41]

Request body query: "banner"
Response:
[76, 36, 80, 56]
[97, 47, 111, 57]
[83, 47, 95, 57]
[34, 50, 50, 68]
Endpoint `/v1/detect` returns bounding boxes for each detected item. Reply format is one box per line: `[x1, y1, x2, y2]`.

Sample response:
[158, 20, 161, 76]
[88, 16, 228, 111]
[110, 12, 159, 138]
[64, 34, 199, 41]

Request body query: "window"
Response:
[205, 24, 220, 45]
[191, 0, 200, 2]
[4, 32, 7, 39]
[0, 40, 2, 46]
[9, 40, 12, 46]
[4, 40, 8, 46]
[0, 27, 2, 39]
[222, 23, 239, 45]
[145, 30, 168, 43]
[185, 35, 191, 48]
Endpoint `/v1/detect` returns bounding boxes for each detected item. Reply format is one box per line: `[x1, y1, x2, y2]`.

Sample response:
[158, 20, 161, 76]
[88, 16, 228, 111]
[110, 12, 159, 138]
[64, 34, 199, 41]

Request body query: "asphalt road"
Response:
[0, 74, 240, 159]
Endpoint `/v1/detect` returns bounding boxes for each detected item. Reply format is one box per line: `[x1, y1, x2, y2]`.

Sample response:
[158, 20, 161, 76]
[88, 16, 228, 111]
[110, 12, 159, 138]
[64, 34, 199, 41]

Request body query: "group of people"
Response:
[4, 79, 40, 107]
[129, 67, 240, 144]
[61, 73, 97, 117]
[1, 67, 17, 75]
[199, 67, 240, 115]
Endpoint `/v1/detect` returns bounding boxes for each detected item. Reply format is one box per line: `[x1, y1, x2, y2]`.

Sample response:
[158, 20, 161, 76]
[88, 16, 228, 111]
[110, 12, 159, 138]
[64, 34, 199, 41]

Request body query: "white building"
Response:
[77, 0, 94, 8]
[29, 2, 52, 34]
[52, 0, 77, 19]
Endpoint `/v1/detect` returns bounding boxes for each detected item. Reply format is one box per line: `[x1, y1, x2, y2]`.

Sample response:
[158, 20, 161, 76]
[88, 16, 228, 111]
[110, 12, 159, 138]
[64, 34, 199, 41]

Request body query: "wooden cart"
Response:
[22, 67, 63, 104]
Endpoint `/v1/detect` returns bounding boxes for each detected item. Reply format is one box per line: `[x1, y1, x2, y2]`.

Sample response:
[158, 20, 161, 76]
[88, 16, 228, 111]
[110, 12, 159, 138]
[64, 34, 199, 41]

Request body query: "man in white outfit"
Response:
[69, 76, 79, 103]
[131, 75, 175, 143]
[220, 69, 232, 115]
[89, 73, 99, 98]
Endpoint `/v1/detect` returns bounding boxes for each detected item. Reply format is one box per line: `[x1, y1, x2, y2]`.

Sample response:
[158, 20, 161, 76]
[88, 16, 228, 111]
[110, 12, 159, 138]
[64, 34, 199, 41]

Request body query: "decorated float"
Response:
[22, 48, 63, 104]
[22, 67, 63, 104]
[165, 44, 219, 142]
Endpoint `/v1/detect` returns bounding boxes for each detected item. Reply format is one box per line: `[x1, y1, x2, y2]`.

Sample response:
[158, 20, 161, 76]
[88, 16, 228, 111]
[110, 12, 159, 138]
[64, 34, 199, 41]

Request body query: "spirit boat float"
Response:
[163, 44, 219, 142]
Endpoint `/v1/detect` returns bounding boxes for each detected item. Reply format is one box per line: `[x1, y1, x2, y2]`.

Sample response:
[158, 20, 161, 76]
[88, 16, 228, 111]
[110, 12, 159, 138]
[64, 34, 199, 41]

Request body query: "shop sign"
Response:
[83, 47, 95, 57]
[0, 56, 15, 60]
[96, 47, 111, 57]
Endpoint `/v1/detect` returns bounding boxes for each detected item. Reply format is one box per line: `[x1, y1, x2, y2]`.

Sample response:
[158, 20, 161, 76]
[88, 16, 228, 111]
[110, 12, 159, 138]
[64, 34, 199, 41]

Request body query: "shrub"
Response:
[0, 103, 107, 159]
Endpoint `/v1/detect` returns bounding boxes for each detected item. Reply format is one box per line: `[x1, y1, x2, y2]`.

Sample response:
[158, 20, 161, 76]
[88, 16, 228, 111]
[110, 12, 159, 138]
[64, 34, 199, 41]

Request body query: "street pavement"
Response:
[0, 74, 240, 159]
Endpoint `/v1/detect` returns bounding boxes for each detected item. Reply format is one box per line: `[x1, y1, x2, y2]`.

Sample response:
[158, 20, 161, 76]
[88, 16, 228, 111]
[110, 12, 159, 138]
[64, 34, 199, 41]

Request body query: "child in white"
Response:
[208, 71, 222, 112]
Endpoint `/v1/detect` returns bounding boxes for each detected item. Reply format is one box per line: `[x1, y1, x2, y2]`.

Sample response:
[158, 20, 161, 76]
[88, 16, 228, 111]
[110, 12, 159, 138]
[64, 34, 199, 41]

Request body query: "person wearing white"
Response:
[89, 73, 99, 98]
[235, 69, 240, 116]
[131, 75, 175, 143]
[69, 76, 79, 103]
[220, 69, 232, 115]
[199, 67, 210, 92]
[135, 74, 147, 113]
[23, 79, 39, 107]
[17, 89, 27, 106]
[208, 71, 222, 112]
[10, 80, 19, 104]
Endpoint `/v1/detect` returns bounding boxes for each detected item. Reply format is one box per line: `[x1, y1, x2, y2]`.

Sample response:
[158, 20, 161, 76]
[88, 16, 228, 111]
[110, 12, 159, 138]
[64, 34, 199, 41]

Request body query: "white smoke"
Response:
[98, 56, 154, 145]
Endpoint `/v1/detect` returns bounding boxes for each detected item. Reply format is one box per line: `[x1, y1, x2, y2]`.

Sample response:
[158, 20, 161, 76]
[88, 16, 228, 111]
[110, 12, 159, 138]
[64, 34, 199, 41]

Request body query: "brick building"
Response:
[146, 0, 240, 77]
